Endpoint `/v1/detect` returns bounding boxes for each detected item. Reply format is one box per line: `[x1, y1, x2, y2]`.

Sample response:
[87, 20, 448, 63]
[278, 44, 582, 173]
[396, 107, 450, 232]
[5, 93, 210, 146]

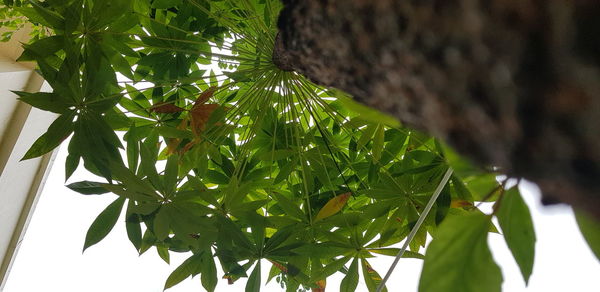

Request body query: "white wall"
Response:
[0, 31, 57, 290]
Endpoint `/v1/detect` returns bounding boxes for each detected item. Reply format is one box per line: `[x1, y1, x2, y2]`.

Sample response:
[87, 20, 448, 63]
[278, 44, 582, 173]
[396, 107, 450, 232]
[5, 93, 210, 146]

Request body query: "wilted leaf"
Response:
[361, 259, 387, 292]
[268, 260, 288, 274]
[194, 86, 217, 106]
[312, 279, 326, 292]
[190, 104, 219, 136]
[451, 199, 474, 208]
[314, 192, 351, 222]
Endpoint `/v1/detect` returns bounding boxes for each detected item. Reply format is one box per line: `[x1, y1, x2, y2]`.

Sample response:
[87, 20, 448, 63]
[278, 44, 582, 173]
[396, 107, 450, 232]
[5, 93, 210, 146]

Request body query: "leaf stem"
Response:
[376, 167, 454, 292]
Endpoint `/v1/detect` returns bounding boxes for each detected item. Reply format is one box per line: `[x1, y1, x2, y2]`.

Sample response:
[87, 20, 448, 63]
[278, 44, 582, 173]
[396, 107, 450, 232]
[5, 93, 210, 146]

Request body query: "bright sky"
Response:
[4, 145, 600, 292]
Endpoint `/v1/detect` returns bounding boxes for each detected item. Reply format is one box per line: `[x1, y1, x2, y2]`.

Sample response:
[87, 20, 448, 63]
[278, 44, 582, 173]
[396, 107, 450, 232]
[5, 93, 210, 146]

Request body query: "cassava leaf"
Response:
[66, 181, 109, 195]
[419, 212, 502, 292]
[164, 253, 204, 290]
[83, 197, 126, 252]
[22, 112, 75, 160]
[496, 187, 536, 284]
[575, 210, 600, 261]
[361, 259, 387, 292]
[314, 192, 351, 222]
[340, 258, 359, 292]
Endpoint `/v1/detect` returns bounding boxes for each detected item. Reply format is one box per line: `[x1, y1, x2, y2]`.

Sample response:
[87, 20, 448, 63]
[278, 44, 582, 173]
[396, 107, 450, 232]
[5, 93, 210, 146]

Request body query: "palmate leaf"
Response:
[5, 0, 508, 291]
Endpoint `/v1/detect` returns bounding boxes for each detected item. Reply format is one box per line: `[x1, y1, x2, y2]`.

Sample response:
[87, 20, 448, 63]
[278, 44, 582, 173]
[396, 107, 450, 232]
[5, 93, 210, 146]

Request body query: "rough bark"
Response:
[277, 0, 600, 217]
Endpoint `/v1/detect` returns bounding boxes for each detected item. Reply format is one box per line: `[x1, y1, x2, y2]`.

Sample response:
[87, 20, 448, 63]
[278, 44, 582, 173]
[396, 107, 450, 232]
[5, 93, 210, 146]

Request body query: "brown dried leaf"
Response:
[190, 104, 219, 136]
[194, 86, 217, 107]
[312, 279, 326, 292]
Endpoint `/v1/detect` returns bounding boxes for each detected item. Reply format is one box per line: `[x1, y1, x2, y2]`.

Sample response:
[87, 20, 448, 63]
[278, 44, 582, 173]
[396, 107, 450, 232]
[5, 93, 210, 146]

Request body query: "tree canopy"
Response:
[2, 0, 598, 291]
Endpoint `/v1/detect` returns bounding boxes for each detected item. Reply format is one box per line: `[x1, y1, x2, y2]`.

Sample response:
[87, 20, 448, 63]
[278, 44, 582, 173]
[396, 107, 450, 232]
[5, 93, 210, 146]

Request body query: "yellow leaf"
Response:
[450, 199, 473, 208]
[314, 192, 351, 222]
[312, 279, 326, 292]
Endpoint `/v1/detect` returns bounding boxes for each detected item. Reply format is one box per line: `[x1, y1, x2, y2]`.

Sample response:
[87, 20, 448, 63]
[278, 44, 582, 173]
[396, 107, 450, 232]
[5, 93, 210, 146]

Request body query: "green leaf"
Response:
[372, 124, 385, 163]
[24, 1, 65, 28]
[66, 181, 109, 195]
[22, 113, 75, 160]
[245, 261, 261, 292]
[154, 206, 171, 240]
[271, 192, 305, 222]
[164, 154, 179, 195]
[201, 252, 218, 292]
[204, 170, 230, 184]
[575, 210, 600, 261]
[85, 96, 122, 113]
[367, 248, 425, 259]
[340, 257, 359, 292]
[83, 197, 126, 252]
[496, 187, 536, 284]
[217, 216, 255, 252]
[125, 201, 142, 251]
[419, 213, 502, 292]
[100, 183, 157, 201]
[333, 91, 400, 127]
[109, 160, 160, 198]
[152, 0, 182, 9]
[140, 142, 162, 189]
[164, 253, 204, 290]
[356, 124, 376, 151]
[311, 256, 351, 282]
[419, 212, 502, 292]
[157, 245, 170, 264]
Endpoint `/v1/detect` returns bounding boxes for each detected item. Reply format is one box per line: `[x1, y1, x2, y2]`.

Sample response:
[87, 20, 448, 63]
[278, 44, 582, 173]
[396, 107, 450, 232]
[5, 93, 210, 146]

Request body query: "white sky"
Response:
[4, 145, 600, 292]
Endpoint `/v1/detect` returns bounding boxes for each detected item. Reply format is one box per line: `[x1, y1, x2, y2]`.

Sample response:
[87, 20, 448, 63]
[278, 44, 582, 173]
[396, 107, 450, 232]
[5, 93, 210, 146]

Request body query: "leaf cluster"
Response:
[4, 0, 559, 291]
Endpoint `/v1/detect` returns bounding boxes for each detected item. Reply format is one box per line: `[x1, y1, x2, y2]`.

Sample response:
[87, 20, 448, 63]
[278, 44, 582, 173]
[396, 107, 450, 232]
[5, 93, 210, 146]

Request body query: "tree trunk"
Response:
[276, 0, 600, 217]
